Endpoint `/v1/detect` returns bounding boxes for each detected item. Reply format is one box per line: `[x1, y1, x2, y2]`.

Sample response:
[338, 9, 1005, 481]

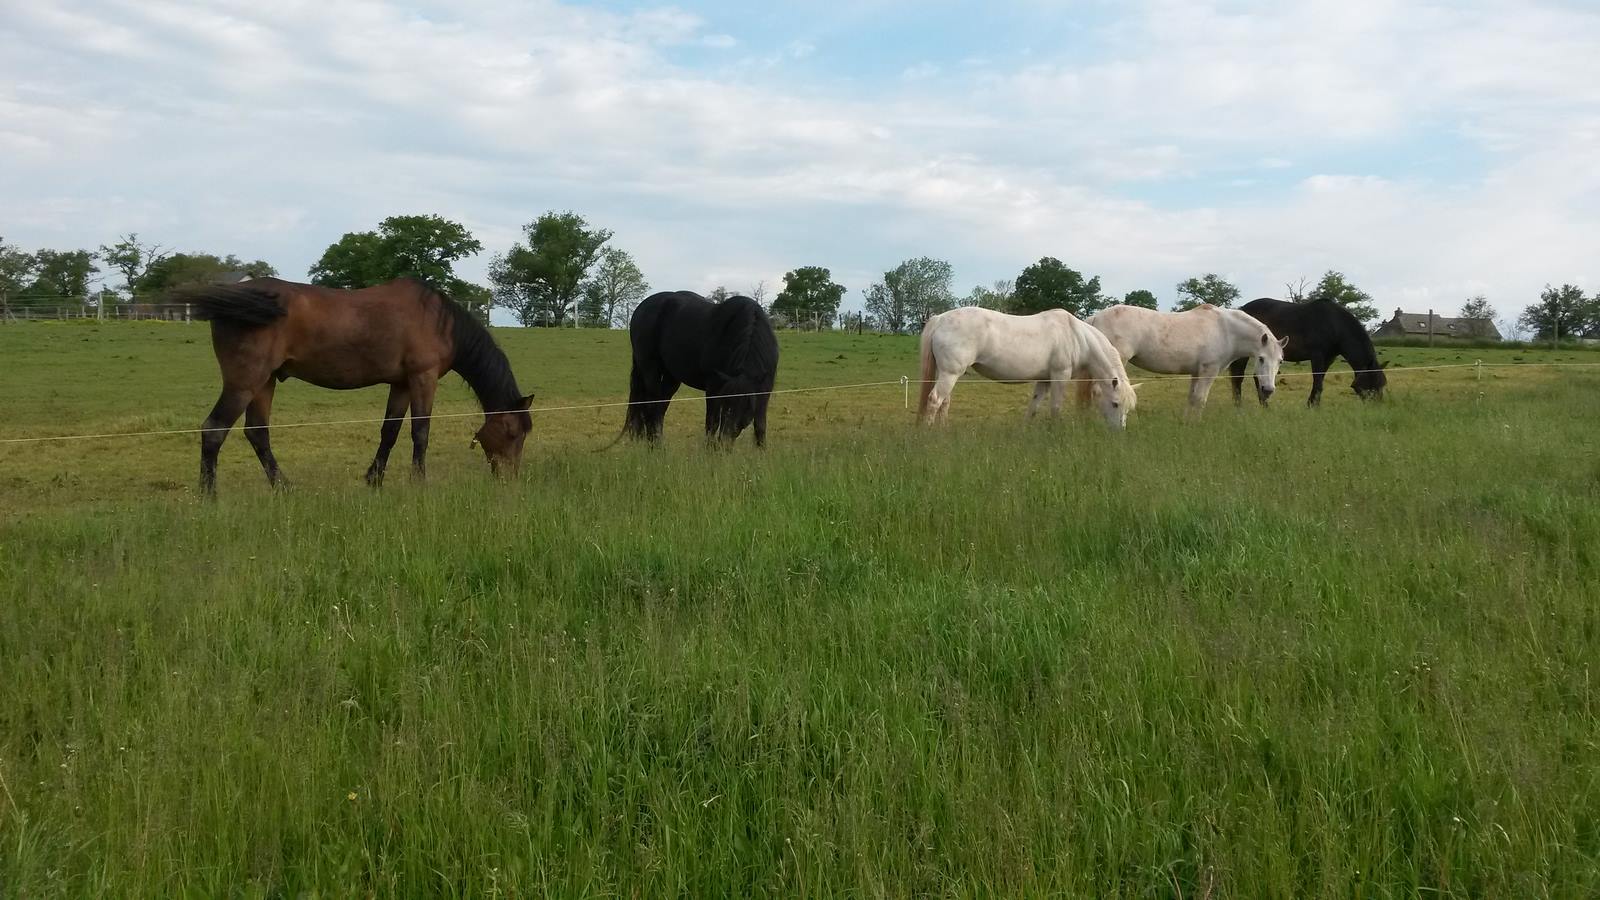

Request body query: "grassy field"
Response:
[2, 321, 1599, 896]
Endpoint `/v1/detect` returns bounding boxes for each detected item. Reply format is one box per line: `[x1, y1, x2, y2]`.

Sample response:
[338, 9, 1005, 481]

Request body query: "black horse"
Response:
[615, 291, 779, 446]
[1230, 297, 1387, 406]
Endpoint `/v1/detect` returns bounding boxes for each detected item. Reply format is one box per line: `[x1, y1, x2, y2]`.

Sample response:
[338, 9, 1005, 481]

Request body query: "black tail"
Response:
[182, 284, 286, 326]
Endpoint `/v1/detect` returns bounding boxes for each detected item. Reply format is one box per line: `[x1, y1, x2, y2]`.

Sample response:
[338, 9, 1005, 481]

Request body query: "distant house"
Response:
[1372, 309, 1501, 342]
[214, 270, 253, 285]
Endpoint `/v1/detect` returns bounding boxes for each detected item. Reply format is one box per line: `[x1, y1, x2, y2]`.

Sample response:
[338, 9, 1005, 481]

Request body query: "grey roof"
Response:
[1381, 310, 1501, 339]
[213, 270, 253, 285]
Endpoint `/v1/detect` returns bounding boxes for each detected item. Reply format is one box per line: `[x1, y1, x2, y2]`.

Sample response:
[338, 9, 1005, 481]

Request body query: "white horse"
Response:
[918, 307, 1139, 429]
[1086, 304, 1286, 415]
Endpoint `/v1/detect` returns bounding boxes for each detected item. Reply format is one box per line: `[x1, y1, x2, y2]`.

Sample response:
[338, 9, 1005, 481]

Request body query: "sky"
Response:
[3, 0, 1598, 329]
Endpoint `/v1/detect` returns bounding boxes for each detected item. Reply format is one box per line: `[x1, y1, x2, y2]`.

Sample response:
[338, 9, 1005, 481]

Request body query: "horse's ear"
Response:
[1261, 332, 1270, 346]
[520, 393, 536, 409]
[1278, 335, 1290, 349]
[1130, 382, 1144, 393]
[1380, 361, 1390, 369]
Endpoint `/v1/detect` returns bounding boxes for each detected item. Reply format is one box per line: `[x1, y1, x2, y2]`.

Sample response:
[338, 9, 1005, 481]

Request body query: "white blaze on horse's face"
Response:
[1255, 333, 1288, 398]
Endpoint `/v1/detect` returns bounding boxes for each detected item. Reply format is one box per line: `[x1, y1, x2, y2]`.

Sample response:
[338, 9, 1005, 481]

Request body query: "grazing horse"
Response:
[616, 291, 779, 446]
[918, 307, 1138, 429]
[1231, 297, 1387, 406]
[184, 277, 534, 494]
[1087, 304, 1286, 415]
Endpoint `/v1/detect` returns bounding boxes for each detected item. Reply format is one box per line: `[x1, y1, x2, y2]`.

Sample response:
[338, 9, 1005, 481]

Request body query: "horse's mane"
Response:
[715, 296, 779, 384]
[416, 281, 526, 412]
[1310, 298, 1381, 369]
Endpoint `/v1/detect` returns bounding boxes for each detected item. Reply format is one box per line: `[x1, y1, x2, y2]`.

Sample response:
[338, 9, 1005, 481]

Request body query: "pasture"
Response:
[1, 321, 1598, 896]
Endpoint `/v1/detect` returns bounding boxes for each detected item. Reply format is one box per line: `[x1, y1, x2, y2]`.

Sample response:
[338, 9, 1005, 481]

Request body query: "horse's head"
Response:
[470, 393, 536, 476]
[708, 370, 768, 441]
[1087, 376, 1139, 430]
[1353, 361, 1388, 399]
[1253, 332, 1289, 404]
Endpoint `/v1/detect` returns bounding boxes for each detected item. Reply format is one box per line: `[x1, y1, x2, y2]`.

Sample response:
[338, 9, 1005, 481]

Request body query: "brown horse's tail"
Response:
[183, 284, 285, 326]
[916, 320, 937, 417]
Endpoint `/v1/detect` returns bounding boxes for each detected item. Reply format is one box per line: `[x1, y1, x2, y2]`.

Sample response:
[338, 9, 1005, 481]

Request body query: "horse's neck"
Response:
[1225, 313, 1267, 353]
[1071, 322, 1113, 378]
[1337, 328, 1376, 367]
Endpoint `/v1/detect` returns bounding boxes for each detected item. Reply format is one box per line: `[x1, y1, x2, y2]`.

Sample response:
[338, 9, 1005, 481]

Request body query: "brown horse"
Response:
[182, 277, 533, 494]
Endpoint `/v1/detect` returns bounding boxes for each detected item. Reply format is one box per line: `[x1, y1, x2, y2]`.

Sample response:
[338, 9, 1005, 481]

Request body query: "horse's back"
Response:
[926, 306, 1076, 380]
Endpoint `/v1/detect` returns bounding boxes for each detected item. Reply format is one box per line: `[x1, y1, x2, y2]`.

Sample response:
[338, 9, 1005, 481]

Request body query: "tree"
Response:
[0, 237, 36, 307]
[577, 247, 649, 327]
[1012, 257, 1106, 316]
[1123, 289, 1159, 309]
[707, 286, 731, 303]
[771, 266, 846, 329]
[864, 257, 954, 334]
[1284, 277, 1314, 303]
[1518, 284, 1595, 341]
[98, 233, 170, 302]
[1459, 295, 1495, 321]
[1174, 273, 1240, 311]
[1306, 270, 1378, 323]
[308, 214, 487, 318]
[961, 279, 1014, 310]
[488, 211, 611, 327]
[15, 249, 100, 305]
[139, 253, 276, 294]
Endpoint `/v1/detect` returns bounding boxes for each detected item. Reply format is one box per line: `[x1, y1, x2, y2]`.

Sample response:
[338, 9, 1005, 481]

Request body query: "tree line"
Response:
[5, 219, 1596, 338]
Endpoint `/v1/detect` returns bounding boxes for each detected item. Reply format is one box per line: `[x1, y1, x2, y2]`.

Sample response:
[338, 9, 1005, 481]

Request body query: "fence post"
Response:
[901, 375, 909, 410]
[1427, 308, 1434, 347]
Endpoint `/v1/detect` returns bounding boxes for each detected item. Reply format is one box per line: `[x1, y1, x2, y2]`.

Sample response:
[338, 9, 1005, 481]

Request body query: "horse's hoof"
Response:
[365, 471, 384, 488]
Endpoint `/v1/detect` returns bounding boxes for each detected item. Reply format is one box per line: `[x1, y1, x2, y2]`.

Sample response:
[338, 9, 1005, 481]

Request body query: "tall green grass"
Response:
[3, 373, 1599, 896]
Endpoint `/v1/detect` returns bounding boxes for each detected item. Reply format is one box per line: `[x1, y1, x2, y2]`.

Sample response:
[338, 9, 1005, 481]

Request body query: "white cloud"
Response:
[0, 0, 1596, 325]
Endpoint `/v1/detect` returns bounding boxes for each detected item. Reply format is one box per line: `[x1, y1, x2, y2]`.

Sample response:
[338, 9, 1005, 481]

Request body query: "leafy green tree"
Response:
[489, 211, 612, 327]
[1174, 273, 1240, 311]
[0, 237, 37, 306]
[707, 286, 732, 304]
[1011, 257, 1106, 317]
[308, 214, 487, 318]
[140, 253, 276, 294]
[1306, 270, 1377, 322]
[1459, 295, 1495, 321]
[1519, 284, 1595, 341]
[864, 257, 954, 334]
[98, 233, 170, 302]
[15, 249, 100, 305]
[577, 247, 649, 327]
[1123, 289, 1159, 309]
[771, 266, 846, 329]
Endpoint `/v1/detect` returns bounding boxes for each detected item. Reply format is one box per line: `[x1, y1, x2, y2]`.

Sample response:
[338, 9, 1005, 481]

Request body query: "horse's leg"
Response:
[752, 393, 770, 448]
[1228, 358, 1249, 406]
[925, 370, 960, 424]
[649, 380, 679, 442]
[1049, 373, 1068, 418]
[703, 396, 725, 445]
[1307, 355, 1329, 407]
[243, 379, 288, 489]
[199, 388, 253, 496]
[1026, 382, 1048, 420]
[408, 374, 439, 480]
[364, 384, 410, 487]
[1187, 369, 1219, 418]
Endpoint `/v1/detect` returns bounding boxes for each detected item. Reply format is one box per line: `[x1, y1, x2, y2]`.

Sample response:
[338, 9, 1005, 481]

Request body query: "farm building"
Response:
[1372, 309, 1501, 341]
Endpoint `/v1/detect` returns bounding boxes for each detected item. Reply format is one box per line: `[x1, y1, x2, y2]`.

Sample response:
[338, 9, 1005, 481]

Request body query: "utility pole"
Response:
[1427, 308, 1434, 347]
